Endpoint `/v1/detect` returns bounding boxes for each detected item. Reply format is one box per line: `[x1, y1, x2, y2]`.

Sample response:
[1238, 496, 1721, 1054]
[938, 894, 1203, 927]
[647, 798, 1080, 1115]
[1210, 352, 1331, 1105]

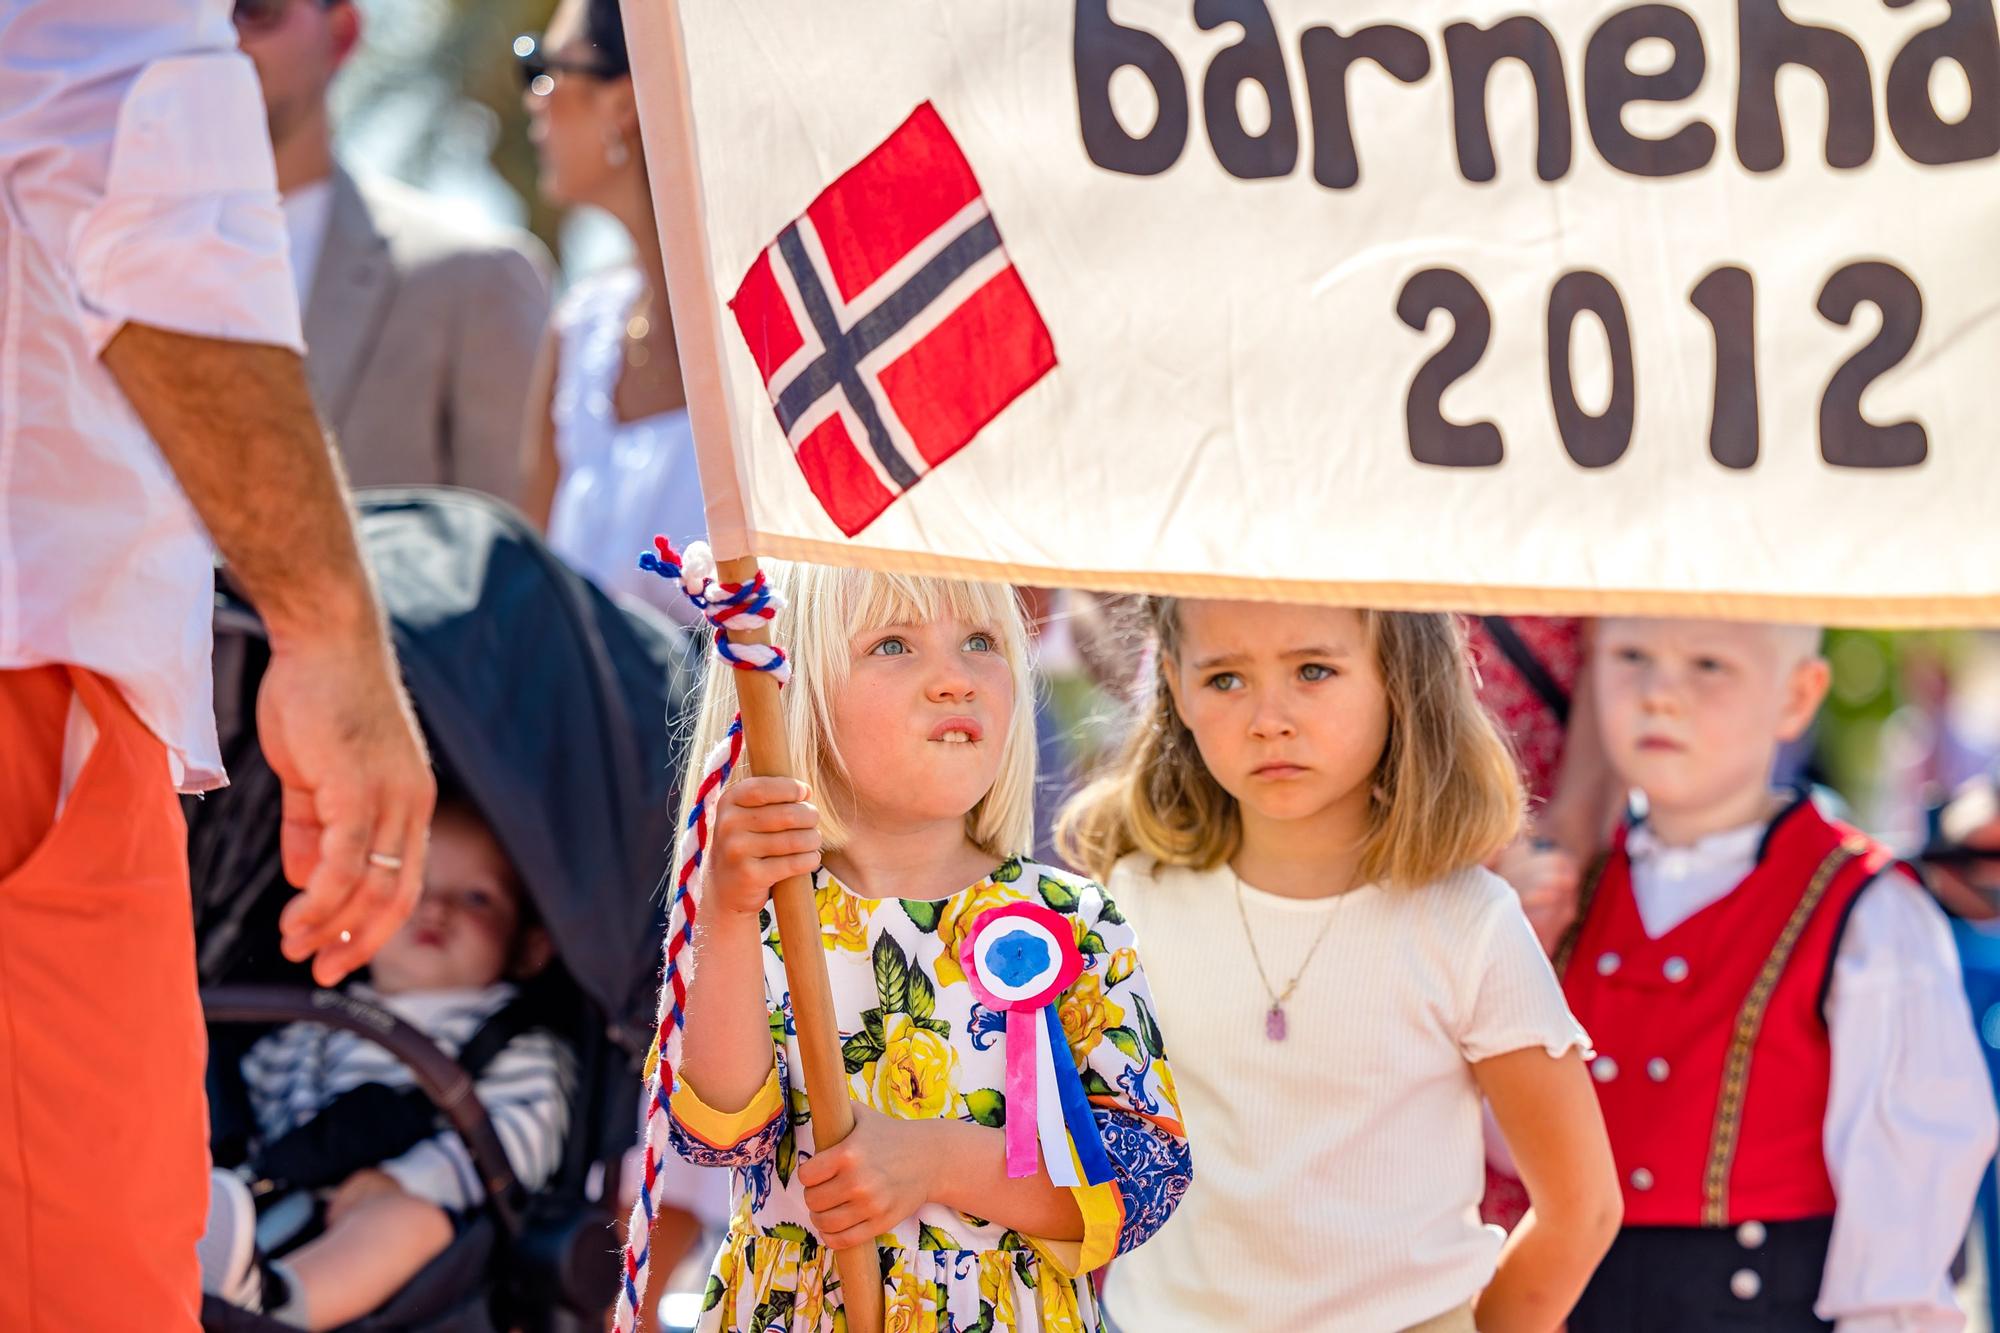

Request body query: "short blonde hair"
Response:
[679, 562, 1038, 867]
[1597, 616, 1825, 671]
[1771, 623, 1825, 668]
[1058, 600, 1522, 888]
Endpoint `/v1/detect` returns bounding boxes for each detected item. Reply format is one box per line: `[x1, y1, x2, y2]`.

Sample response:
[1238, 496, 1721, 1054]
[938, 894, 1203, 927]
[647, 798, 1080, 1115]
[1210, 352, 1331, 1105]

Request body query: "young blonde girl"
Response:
[657, 563, 1189, 1333]
[1061, 599, 1620, 1333]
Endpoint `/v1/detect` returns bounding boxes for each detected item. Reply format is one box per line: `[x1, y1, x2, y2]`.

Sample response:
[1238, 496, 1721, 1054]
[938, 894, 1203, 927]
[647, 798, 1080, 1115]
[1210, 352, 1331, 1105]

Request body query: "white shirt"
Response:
[0, 0, 302, 790]
[281, 177, 335, 311]
[1104, 858, 1588, 1333]
[1626, 818, 1999, 1333]
[546, 267, 707, 625]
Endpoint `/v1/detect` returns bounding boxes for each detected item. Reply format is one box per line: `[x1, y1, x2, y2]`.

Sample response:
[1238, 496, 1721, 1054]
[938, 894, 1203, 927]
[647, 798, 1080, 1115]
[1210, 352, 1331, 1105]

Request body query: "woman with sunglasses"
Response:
[517, 0, 710, 627]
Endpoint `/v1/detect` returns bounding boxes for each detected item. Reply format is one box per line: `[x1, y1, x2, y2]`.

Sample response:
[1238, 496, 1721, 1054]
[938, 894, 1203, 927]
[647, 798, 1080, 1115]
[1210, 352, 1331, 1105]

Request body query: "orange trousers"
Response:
[0, 665, 207, 1331]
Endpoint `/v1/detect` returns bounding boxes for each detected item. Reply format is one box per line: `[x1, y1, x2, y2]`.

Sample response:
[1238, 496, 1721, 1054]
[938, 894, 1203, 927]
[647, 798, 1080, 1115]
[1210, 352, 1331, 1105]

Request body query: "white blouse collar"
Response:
[1626, 817, 1767, 880]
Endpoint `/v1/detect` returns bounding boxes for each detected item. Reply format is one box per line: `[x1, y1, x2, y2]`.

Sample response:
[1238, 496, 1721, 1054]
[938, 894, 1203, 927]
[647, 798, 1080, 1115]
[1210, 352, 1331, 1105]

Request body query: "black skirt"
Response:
[1569, 1217, 1835, 1333]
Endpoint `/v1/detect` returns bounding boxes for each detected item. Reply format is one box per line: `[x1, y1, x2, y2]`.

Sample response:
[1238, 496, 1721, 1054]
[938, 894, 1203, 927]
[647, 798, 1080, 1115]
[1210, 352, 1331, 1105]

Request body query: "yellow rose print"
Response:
[1158, 1058, 1182, 1115]
[869, 1013, 959, 1119]
[796, 1249, 828, 1318]
[690, 858, 1190, 1333]
[978, 1252, 1019, 1328]
[1041, 1270, 1084, 1333]
[815, 877, 877, 953]
[1057, 972, 1125, 1067]
[712, 1238, 742, 1308]
[766, 1240, 801, 1303]
[884, 1253, 940, 1333]
[750, 1233, 783, 1306]
[932, 882, 1020, 988]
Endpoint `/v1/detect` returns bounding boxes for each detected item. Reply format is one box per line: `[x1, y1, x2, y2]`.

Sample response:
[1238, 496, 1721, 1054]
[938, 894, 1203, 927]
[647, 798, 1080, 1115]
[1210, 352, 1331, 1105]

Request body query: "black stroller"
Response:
[188, 488, 699, 1332]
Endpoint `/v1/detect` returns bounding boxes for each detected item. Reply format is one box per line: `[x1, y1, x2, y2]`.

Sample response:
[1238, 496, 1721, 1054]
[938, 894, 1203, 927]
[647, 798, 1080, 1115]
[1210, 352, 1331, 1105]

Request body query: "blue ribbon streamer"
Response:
[1043, 1003, 1116, 1186]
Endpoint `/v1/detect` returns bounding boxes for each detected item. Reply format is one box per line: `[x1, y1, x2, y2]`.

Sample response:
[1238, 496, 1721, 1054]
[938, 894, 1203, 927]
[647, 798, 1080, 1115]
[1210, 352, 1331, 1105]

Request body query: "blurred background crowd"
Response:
[196, 0, 2000, 1327]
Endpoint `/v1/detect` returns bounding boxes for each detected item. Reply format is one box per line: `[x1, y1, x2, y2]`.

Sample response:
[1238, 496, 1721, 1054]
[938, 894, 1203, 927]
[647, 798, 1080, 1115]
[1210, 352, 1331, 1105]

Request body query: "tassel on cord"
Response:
[614, 539, 789, 1333]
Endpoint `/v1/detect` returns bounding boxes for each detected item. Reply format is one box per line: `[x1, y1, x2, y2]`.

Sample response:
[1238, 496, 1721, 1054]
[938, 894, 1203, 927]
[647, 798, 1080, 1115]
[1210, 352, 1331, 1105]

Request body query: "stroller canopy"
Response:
[194, 487, 699, 1052]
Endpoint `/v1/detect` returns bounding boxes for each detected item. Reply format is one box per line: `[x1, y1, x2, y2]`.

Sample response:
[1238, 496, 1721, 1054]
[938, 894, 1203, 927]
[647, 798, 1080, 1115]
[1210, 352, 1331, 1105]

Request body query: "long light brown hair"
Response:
[1057, 599, 1521, 888]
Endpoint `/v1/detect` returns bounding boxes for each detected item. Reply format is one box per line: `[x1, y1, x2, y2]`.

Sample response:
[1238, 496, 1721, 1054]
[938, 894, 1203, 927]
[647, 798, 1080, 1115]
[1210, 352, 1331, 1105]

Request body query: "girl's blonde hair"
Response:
[1058, 599, 1521, 888]
[679, 562, 1038, 867]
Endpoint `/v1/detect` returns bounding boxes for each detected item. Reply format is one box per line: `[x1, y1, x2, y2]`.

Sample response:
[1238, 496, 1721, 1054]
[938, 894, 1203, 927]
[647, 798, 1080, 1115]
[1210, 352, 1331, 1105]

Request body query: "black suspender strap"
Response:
[1480, 616, 1571, 728]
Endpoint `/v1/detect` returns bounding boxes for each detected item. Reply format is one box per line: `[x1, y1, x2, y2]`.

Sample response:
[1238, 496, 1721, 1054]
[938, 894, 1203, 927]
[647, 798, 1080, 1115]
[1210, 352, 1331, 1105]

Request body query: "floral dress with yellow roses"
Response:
[667, 857, 1190, 1333]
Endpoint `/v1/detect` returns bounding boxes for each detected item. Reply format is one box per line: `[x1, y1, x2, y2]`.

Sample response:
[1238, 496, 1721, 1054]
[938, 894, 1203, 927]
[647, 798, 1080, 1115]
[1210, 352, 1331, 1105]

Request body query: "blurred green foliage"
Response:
[1815, 628, 1966, 801]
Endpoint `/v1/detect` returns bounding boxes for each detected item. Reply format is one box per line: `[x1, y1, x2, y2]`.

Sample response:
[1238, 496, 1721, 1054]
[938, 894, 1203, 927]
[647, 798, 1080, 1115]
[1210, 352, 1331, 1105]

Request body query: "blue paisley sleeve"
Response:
[1038, 864, 1193, 1257]
[1096, 1107, 1193, 1254]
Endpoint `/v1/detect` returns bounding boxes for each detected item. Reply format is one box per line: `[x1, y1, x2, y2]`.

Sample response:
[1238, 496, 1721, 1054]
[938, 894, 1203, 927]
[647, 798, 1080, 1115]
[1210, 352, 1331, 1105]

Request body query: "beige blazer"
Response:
[303, 167, 552, 503]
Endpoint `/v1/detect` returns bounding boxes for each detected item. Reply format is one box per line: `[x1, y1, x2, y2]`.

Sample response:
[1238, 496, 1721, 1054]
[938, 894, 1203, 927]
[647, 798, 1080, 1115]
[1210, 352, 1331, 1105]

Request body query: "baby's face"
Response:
[1593, 618, 1824, 823]
[369, 809, 524, 994]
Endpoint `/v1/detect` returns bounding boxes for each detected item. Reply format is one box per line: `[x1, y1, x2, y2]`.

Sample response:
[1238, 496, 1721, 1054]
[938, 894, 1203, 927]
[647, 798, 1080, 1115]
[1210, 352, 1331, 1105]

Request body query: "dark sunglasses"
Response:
[512, 34, 621, 94]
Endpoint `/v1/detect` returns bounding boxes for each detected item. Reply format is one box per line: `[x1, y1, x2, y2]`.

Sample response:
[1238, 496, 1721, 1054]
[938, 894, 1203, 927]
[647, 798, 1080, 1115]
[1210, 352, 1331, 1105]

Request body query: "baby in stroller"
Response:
[199, 793, 575, 1331]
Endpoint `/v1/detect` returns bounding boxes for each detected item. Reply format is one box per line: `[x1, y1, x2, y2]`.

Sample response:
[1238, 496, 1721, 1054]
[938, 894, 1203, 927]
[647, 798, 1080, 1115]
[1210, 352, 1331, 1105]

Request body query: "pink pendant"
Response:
[1265, 1003, 1288, 1042]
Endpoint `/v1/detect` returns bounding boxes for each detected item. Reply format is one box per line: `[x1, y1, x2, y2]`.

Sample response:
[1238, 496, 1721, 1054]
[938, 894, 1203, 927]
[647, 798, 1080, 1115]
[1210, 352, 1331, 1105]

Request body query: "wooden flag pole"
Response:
[616, 0, 886, 1325]
[713, 559, 885, 1333]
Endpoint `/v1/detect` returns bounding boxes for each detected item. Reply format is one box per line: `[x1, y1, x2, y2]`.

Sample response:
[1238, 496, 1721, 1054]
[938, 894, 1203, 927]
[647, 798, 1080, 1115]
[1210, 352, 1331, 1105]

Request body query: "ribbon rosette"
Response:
[959, 902, 1115, 1186]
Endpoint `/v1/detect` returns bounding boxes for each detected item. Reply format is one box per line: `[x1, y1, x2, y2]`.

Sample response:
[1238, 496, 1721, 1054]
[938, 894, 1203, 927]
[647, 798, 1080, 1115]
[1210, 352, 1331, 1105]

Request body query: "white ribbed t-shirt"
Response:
[1103, 858, 1587, 1333]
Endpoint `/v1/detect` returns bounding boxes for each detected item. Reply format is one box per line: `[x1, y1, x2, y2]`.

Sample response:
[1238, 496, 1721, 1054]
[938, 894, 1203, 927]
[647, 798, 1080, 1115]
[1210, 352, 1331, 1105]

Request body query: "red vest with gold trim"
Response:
[1560, 799, 1891, 1227]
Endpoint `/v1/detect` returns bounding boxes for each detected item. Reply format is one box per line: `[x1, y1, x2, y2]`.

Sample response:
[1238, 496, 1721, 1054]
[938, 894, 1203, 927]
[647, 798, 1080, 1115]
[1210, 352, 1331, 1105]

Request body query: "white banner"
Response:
[627, 0, 2000, 624]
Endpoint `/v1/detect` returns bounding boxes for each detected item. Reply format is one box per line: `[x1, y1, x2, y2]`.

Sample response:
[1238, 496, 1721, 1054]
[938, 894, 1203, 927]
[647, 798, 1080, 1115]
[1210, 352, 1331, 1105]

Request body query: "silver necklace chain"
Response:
[1233, 870, 1343, 1037]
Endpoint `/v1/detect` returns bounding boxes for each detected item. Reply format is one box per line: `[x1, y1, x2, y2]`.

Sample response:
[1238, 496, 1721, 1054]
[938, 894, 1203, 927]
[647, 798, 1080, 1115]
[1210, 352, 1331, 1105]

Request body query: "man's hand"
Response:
[259, 630, 434, 986]
[99, 324, 434, 985]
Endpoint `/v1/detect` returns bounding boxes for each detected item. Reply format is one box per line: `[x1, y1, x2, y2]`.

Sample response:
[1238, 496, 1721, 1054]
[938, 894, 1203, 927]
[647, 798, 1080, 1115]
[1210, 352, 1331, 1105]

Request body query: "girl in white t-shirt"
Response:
[1059, 599, 1621, 1333]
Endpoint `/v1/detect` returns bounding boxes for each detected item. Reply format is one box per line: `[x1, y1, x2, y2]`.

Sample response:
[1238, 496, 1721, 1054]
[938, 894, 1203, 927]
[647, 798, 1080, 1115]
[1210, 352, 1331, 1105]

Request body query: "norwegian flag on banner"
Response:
[727, 103, 1057, 537]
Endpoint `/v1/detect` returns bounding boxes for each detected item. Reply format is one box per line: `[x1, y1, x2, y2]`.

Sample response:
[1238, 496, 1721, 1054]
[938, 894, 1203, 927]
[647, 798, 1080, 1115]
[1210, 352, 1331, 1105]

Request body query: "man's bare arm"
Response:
[101, 328, 367, 637]
[100, 324, 433, 985]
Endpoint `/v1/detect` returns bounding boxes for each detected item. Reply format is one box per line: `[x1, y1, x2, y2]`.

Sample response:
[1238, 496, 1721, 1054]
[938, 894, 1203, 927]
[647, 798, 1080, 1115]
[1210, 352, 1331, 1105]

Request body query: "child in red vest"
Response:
[1562, 618, 1996, 1332]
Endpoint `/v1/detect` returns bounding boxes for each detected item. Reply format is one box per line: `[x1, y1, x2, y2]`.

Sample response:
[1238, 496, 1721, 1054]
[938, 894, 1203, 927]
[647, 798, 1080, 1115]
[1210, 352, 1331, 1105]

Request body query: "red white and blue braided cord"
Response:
[614, 538, 787, 1333]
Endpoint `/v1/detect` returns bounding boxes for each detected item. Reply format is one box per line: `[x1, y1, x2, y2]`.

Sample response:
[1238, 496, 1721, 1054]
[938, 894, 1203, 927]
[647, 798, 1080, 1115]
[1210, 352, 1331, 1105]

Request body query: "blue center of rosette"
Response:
[987, 929, 1050, 988]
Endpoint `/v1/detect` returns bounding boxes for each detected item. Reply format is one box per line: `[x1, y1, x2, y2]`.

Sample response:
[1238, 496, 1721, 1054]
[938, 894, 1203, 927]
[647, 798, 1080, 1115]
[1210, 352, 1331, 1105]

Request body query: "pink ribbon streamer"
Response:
[1004, 1008, 1038, 1178]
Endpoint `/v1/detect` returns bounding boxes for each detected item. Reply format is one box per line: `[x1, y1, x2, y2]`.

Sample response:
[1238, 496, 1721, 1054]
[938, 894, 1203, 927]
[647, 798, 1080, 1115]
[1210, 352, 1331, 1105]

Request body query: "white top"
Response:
[0, 0, 302, 790]
[1626, 818, 1999, 1333]
[241, 982, 575, 1212]
[546, 267, 707, 625]
[280, 177, 334, 310]
[1103, 857, 1587, 1333]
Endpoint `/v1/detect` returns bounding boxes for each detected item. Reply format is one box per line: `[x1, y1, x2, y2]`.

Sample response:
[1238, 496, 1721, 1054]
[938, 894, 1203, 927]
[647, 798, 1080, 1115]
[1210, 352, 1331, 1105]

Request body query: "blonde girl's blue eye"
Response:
[1204, 671, 1242, 692]
[964, 632, 995, 653]
[869, 637, 909, 657]
[1299, 663, 1334, 682]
